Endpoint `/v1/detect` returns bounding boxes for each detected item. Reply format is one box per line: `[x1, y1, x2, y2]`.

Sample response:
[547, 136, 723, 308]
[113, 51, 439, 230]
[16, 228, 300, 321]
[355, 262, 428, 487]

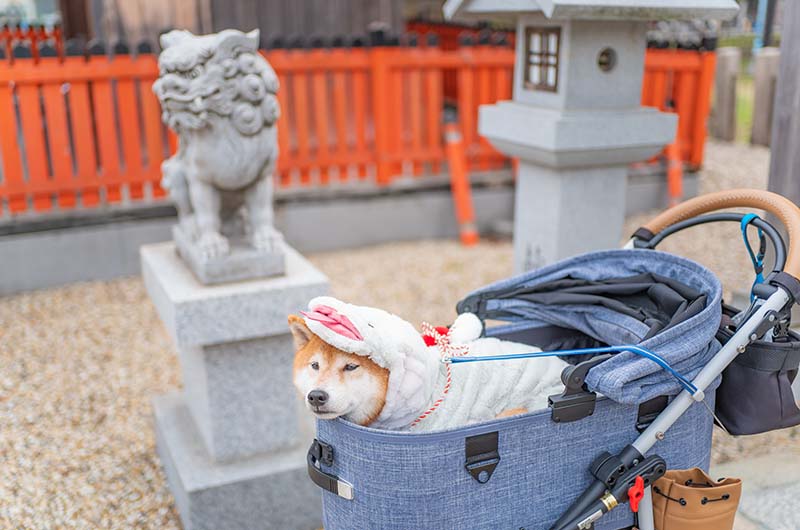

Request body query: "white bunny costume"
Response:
[302, 296, 567, 431]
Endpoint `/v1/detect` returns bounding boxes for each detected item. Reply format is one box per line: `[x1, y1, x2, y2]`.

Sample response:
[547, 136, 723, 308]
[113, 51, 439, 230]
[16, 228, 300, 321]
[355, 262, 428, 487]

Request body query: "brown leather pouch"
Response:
[652, 468, 742, 530]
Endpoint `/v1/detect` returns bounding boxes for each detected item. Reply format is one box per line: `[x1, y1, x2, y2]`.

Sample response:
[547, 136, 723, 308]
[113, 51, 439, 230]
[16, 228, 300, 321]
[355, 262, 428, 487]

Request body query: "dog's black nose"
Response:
[307, 390, 329, 406]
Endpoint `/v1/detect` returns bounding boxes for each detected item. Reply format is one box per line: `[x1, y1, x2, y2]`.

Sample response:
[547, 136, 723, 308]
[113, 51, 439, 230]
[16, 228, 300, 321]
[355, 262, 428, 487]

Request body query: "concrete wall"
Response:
[0, 185, 512, 295]
[0, 172, 696, 295]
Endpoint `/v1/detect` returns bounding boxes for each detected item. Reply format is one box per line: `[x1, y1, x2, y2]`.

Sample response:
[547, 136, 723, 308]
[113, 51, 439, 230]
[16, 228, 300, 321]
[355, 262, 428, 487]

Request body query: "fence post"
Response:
[689, 50, 717, 167]
[751, 47, 780, 146]
[371, 45, 393, 185]
[710, 47, 740, 142]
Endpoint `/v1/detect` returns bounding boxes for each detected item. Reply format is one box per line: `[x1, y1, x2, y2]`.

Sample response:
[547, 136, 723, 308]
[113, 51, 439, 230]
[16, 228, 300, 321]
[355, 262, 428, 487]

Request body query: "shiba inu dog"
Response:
[290, 297, 567, 431]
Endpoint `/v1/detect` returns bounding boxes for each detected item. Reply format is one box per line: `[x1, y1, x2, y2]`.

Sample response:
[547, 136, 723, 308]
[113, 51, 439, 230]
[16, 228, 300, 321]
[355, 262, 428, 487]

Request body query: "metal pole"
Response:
[763, 0, 778, 47]
[752, 0, 769, 53]
[638, 487, 655, 530]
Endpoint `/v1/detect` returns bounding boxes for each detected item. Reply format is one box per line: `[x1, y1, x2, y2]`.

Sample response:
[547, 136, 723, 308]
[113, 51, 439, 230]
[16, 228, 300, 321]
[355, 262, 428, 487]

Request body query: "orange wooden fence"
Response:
[0, 43, 713, 217]
[642, 48, 717, 170]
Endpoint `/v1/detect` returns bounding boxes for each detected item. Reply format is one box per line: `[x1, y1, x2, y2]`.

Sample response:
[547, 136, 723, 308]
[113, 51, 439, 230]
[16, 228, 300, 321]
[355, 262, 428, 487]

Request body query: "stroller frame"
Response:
[305, 189, 800, 530]
[551, 189, 800, 530]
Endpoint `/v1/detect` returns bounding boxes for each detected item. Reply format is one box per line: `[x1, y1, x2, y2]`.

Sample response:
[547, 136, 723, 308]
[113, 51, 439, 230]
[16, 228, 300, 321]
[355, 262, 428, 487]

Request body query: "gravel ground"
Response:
[1, 140, 798, 529]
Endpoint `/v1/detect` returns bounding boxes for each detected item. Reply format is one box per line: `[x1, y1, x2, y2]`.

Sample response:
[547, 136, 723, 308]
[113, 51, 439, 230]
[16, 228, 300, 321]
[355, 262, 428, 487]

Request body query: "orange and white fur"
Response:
[291, 296, 567, 432]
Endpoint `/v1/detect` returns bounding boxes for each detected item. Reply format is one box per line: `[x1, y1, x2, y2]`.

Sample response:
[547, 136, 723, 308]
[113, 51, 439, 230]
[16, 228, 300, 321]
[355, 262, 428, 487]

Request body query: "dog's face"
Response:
[289, 315, 390, 426]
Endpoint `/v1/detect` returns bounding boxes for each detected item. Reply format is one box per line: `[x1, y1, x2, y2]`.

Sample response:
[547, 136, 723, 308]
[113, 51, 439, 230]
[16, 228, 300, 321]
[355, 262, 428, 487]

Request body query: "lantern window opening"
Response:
[524, 26, 560, 93]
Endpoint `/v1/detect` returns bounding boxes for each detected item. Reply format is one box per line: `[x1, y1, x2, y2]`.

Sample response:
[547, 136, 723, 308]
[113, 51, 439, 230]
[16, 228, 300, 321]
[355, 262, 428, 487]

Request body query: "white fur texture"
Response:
[302, 297, 567, 431]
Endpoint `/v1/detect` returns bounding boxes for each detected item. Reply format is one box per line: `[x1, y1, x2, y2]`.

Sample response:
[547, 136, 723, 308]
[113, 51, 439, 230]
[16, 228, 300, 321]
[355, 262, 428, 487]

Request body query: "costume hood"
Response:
[302, 296, 442, 429]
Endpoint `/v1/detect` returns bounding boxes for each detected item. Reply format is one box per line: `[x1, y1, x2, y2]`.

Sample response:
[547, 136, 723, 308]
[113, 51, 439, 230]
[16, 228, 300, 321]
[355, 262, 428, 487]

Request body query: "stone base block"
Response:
[154, 392, 321, 530]
[141, 241, 328, 348]
[181, 333, 299, 462]
[173, 224, 285, 285]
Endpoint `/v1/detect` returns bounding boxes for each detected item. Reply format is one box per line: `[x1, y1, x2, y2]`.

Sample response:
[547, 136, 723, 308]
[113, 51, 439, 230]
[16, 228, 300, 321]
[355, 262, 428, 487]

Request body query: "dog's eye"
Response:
[343, 363, 359, 372]
[310, 361, 319, 370]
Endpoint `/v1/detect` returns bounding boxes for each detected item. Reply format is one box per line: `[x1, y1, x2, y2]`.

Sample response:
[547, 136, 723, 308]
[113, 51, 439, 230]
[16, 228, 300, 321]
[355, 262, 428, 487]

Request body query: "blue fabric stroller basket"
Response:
[311, 249, 724, 530]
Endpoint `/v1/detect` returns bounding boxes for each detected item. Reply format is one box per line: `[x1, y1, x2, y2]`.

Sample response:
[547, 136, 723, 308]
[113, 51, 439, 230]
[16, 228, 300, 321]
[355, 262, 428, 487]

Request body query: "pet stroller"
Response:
[306, 189, 800, 530]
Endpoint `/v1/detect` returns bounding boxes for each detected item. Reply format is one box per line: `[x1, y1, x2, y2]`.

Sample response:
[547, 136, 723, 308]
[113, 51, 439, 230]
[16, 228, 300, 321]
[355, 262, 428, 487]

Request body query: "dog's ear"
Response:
[288, 314, 313, 350]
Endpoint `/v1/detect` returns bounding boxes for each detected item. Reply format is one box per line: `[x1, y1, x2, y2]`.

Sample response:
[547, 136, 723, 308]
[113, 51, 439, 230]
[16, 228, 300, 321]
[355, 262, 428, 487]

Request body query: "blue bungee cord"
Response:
[741, 213, 767, 301]
[448, 344, 700, 397]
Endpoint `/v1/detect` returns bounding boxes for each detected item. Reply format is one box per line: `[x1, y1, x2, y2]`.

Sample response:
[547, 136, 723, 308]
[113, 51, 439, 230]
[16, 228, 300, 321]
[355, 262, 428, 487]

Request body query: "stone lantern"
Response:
[444, 0, 738, 272]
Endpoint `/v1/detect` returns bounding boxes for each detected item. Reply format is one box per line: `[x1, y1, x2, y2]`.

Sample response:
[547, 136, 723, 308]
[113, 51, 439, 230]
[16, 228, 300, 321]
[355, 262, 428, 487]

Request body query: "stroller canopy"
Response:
[457, 249, 723, 404]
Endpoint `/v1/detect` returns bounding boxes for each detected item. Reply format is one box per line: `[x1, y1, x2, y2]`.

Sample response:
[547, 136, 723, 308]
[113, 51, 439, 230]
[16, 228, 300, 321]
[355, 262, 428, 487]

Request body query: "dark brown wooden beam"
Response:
[59, 0, 91, 39]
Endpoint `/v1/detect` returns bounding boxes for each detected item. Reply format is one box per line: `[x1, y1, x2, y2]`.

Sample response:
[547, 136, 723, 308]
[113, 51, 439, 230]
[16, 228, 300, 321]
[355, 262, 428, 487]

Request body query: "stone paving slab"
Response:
[712, 452, 800, 530]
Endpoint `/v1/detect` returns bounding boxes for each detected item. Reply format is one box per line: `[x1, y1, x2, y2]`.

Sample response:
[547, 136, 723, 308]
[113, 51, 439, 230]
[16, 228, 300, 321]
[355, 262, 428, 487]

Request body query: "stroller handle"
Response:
[639, 188, 800, 279]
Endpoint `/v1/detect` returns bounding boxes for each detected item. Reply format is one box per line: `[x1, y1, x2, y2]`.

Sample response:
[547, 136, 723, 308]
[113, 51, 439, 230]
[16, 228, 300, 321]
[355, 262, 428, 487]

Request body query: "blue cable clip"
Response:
[741, 213, 766, 300]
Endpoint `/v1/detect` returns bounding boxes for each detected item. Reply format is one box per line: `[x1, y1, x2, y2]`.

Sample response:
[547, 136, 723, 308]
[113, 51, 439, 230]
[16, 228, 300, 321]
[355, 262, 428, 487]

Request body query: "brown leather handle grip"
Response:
[641, 189, 800, 279]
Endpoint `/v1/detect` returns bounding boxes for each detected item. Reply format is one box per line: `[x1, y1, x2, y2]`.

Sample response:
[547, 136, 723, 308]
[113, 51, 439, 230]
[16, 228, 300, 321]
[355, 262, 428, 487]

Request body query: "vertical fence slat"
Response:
[138, 66, 166, 197]
[408, 65, 423, 176]
[67, 76, 100, 207]
[0, 81, 26, 213]
[351, 66, 369, 179]
[116, 58, 145, 200]
[17, 83, 51, 211]
[331, 63, 349, 181]
[476, 48, 493, 170]
[651, 70, 668, 111]
[641, 69, 654, 107]
[292, 64, 312, 185]
[690, 52, 717, 168]
[89, 59, 122, 203]
[275, 66, 292, 187]
[675, 69, 698, 163]
[371, 47, 392, 185]
[41, 77, 76, 208]
[389, 62, 404, 178]
[424, 62, 443, 174]
[457, 57, 475, 171]
[311, 56, 330, 184]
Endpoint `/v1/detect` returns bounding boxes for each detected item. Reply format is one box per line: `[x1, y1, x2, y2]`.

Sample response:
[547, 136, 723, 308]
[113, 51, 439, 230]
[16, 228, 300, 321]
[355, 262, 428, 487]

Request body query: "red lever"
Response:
[628, 476, 645, 513]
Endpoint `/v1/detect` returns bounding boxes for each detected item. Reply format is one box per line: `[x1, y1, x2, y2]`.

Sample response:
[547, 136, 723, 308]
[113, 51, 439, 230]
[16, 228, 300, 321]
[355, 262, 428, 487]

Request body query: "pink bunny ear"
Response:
[302, 305, 364, 341]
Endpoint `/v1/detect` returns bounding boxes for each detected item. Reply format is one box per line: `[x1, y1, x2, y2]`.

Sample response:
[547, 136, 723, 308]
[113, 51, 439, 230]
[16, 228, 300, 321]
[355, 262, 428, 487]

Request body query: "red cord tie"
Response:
[411, 323, 470, 428]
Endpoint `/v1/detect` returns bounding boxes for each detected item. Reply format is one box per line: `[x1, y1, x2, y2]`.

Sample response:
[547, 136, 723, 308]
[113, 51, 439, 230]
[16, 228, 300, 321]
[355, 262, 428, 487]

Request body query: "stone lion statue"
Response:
[153, 29, 280, 260]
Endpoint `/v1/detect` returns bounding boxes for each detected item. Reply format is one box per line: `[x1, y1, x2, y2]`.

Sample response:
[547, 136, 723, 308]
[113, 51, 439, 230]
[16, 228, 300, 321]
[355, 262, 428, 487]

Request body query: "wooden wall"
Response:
[86, 0, 211, 43]
[210, 0, 403, 40]
[80, 0, 404, 45]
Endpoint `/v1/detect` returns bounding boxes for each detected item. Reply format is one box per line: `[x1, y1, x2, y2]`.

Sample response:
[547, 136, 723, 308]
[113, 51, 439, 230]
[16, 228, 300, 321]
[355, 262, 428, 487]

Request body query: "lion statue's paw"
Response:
[197, 231, 230, 260]
[252, 226, 283, 252]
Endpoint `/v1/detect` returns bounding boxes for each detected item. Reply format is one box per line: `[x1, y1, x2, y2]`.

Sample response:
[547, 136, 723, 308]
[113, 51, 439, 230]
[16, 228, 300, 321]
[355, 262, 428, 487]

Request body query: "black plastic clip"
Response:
[465, 431, 500, 484]
[589, 451, 627, 489]
[310, 438, 334, 467]
[307, 438, 354, 500]
[636, 395, 669, 432]
[548, 354, 612, 423]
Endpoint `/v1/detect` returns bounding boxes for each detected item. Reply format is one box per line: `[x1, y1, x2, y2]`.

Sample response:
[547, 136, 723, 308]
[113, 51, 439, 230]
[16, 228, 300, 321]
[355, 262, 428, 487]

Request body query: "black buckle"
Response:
[465, 431, 500, 484]
[310, 438, 334, 467]
[548, 354, 612, 423]
[636, 395, 669, 432]
[307, 438, 354, 500]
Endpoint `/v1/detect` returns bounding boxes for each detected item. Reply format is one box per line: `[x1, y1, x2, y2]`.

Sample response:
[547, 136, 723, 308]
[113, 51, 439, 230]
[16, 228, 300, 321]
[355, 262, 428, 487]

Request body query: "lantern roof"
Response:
[443, 0, 739, 21]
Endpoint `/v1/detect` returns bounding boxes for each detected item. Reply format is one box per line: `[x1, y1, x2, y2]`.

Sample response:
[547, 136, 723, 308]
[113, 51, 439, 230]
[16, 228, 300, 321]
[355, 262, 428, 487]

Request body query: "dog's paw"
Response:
[496, 408, 527, 419]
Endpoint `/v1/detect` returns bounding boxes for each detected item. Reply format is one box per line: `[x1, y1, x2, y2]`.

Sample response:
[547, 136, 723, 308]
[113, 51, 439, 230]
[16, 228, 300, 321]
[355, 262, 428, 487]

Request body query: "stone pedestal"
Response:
[481, 102, 676, 272]
[173, 224, 286, 286]
[142, 241, 328, 530]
